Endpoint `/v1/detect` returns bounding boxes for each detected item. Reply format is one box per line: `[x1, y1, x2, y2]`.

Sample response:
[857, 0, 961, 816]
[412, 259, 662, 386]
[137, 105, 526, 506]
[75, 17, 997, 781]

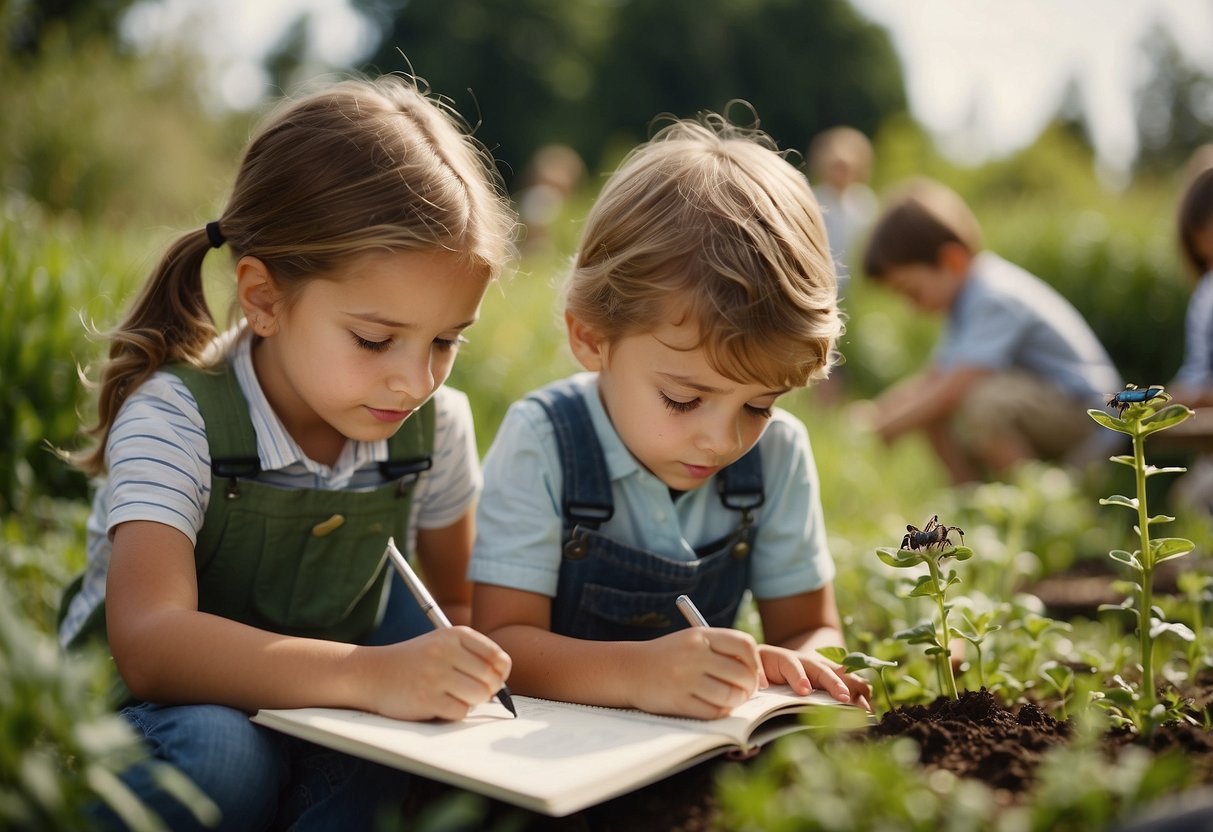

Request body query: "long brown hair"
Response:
[76, 74, 515, 475]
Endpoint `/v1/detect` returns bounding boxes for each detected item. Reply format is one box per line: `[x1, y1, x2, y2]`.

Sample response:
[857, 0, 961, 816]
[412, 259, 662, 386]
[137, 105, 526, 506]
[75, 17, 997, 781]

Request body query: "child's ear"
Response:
[938, 242, 972, 278]
[565, 311, 608, 371]
[236, 256, 283, 337]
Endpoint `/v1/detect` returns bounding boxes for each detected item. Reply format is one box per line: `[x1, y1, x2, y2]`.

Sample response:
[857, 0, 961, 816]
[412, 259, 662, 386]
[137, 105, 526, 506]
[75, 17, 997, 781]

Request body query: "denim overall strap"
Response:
[530, 379, 763, 641]
[528, 381, 614, 557]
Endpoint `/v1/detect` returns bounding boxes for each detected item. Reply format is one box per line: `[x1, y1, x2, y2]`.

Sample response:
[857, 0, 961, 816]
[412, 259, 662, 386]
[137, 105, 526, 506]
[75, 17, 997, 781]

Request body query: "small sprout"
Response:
[1039, 660, 1075, 719]
[877, 514, 973, 700]
[818, 647, 898, 714]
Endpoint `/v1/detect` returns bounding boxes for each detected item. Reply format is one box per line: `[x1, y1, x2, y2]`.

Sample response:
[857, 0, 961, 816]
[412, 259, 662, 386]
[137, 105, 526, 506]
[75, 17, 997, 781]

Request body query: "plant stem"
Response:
[1132, 429, 1155, 709]
[926, 556, 959, 699]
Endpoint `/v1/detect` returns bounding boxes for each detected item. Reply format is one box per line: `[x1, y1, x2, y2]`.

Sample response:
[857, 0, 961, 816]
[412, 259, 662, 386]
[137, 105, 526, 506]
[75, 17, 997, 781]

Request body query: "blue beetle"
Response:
[1106, 384, 1164, 416]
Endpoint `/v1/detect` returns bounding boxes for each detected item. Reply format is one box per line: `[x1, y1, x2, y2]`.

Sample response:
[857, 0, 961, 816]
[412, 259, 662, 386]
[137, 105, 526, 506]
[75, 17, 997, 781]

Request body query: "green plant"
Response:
[954, 604, 1002, 692]
[816, 648, 898, 714]
[876, 517, 974, 700]
[0, 579, 216, 830]
[1088, 386, 1196, 713]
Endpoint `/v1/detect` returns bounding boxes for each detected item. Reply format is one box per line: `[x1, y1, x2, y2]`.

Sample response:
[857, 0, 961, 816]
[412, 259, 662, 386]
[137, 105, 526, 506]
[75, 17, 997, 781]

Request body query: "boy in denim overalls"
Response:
[470, 113, 870, 720]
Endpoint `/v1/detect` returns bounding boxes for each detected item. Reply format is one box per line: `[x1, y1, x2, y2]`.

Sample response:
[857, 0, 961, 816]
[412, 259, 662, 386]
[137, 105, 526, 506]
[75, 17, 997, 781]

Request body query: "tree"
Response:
[1132, 23, 1213, 178]
[351, 0, 905, 185]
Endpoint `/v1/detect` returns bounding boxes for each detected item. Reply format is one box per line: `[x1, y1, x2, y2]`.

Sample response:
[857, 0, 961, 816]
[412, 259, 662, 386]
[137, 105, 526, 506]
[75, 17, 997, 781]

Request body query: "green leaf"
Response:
[1146, 514, 1176, 525]
[876, 547, 924, 568]
[1107, 549, 1142, 571]
[946, 545, 974, 561]
[816, 646, 847, 663]
[1150, 537, 1195, 562]
[1099, 495, 1138, 510]
[1108, 455, 1136, 467]
[816, 649, 898, 672]
[1144, 466, 1187, 478]
[894, 621, 939, 645]
[1140, 403, 1194, 434]
[1088, 410, 1132, 434]
[908, 575, 942, 597]
[1149, 619, 1196, 642]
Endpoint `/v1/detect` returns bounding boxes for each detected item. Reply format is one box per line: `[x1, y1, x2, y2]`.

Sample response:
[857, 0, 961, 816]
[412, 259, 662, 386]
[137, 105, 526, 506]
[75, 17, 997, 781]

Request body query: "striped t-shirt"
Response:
[59, 329, 481, 646]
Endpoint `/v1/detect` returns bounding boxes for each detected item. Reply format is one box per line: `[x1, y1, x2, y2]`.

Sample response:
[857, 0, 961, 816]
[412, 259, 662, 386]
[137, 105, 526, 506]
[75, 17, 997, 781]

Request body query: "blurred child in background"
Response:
[1166, 165, 1213, 514]
[1170, 166, 1213, 407]
[807, 125, 877, 295]
[856, 177, 1121, 485]
[470, 112, 869, 720]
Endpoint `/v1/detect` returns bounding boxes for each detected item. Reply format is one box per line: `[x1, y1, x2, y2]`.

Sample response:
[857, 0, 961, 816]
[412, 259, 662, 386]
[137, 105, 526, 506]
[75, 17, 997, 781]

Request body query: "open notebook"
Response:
[252, 685, 869, 816]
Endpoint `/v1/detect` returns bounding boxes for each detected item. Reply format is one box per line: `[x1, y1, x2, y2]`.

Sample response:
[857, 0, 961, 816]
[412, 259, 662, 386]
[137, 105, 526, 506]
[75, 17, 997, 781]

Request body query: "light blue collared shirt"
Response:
[469, 373, 834, 600]
[934, 252, 1121, 404]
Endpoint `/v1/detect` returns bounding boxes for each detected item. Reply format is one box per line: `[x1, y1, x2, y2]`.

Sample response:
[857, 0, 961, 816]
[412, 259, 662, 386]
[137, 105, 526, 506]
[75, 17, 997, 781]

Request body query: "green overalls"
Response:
[61, 361, 434, 702]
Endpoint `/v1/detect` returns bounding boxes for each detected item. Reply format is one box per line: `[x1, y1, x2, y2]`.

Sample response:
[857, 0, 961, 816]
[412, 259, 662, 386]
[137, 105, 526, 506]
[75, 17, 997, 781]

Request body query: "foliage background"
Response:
[3, 0, 1213, 827]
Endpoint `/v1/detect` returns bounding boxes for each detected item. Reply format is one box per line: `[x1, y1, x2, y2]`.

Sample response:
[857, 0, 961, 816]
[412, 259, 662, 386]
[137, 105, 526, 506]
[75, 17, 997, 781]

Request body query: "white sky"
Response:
[123, 0, 1213, 177]
[852, 0, 1213, 176]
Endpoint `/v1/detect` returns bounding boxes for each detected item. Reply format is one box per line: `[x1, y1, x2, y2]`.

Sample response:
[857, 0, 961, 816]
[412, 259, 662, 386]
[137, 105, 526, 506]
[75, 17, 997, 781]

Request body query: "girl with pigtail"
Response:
[59, 74, 515, 831]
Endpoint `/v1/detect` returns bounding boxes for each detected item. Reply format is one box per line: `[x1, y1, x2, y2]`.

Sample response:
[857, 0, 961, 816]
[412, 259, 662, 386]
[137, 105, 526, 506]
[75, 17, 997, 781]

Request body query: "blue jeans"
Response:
[92, 573, 433, 831]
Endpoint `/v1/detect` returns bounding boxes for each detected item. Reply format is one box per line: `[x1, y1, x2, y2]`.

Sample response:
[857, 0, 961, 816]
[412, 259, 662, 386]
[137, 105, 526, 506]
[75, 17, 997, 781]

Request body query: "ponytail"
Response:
[75, 74, 516, 475]
[74, 228, 220, 475]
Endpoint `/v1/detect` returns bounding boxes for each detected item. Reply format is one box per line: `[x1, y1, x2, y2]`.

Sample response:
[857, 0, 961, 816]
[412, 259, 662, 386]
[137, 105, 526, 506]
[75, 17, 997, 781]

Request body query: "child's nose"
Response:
[696, 415, 743, 457]
[388, 351, 435, 399]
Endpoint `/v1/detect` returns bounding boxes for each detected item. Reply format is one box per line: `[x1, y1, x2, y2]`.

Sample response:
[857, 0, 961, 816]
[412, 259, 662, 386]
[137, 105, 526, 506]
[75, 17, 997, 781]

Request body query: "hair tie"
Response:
[205, 221, 226, 249]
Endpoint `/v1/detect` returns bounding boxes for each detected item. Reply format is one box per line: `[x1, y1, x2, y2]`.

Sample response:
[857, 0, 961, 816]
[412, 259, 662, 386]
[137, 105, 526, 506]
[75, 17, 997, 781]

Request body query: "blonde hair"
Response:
[862, 177, 983, 279]
[77, 74, 516, 475]
[565, 111, 840, 389]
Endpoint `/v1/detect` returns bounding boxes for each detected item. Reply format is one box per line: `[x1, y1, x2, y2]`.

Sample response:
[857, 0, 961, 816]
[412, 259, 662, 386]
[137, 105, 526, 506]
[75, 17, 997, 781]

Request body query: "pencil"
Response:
[384, 537, 517, 717]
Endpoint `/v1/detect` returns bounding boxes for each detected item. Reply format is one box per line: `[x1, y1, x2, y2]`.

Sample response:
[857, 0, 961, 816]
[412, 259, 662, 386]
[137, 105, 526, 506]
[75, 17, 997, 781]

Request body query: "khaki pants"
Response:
[952, 370, 1098, 463]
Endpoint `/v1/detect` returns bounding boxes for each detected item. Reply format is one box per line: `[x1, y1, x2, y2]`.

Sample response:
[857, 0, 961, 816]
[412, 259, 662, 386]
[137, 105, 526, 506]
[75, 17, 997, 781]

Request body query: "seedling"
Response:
[877, 516, 973, 700]
[817, 647, 898, 713]
[954, 606, 1001, 691]
[1088, 385, 1195, 713]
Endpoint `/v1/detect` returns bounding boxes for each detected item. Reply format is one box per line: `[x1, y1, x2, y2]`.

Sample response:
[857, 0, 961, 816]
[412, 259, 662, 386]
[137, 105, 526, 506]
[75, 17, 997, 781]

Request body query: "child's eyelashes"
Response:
[658, 391, 774, 419]
[350, 332, 468, 353]
[659, 392, 698, 413]
[352, 332, 391, 352]
[433, 335, 469, 353]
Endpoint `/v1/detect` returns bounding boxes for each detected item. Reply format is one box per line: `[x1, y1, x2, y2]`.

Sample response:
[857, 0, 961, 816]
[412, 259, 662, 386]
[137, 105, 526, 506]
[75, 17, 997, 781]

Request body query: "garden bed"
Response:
[403, 674, 1213, 831]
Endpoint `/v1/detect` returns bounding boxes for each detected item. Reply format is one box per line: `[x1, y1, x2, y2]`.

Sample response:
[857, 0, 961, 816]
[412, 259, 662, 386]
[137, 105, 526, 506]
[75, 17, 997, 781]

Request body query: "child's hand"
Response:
[758, 645, 872, 711]
[631, 628, 762, 720]
[357, 626, 512, 722]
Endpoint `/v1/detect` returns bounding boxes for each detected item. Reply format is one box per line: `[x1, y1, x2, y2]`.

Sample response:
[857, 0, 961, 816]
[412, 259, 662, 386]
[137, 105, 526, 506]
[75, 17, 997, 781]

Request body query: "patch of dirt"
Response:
[871, 689, 1069, 799]
[404, 675, 1213, 830]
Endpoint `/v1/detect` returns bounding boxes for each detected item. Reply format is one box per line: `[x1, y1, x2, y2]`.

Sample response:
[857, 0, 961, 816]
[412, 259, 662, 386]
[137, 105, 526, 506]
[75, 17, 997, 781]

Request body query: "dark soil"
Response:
[871, 689, 1070, 800]
[402, 673, 1213, 830]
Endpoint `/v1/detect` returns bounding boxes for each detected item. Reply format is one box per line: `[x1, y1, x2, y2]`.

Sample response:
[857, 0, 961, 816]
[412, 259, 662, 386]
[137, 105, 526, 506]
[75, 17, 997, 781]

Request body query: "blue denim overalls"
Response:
[530, 379, 764, 641]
